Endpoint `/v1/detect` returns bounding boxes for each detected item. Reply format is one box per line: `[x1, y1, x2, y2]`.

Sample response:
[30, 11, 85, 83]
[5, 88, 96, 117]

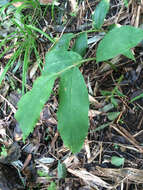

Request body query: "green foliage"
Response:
[52, 33, 74, 51]
[58, 68, 89, 153]
[123, 0, 129, 7]
[0, 146, 7, 157]
[57, 161, 67, 179]
[48, 182, 57, 190]
[5, 0, 143, 154]
[15, 43, 89, 152]
[111, 156, 124, 167]
[122, 49, 135, 60]
[0, 0, 54, 93]
[107, 112, 120, 121]
[130, 93, 143, 103]
[92, 0, 110, 29]
[96, 26, 143, 62]
[15, 76, 56, 140]
[43, 49, 82, 75]
[72, 32, 88, 56]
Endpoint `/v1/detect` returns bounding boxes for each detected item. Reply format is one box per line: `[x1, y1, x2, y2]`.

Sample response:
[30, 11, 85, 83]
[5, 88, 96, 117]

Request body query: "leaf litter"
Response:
[1, 0, 143, 189]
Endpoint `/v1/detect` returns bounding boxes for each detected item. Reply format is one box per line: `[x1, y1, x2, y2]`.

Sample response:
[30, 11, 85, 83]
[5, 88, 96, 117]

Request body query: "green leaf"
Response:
[101, 103, 114, 112]
[111, 97, 118, 107]
[130, 93, 143, 103]
[92, 0, 110, 29]
[57, 161, 67, 179]
[122, 49, 135, 60]
[111, 156, 124, 166]
[72, 32, 88, 56]
[96, 26, 143, 62]
[43, 49, 82, 75]
[92, 123, 110, 132]
[57, 68, 89, 153]
[15, 75, 56, 140]
[52, 33, 74, 51]
[115, 88, 125, 97]
[123, 0, 129, 7]
[100, 90, 112, 96]
[107, 111, 120, 121]
[48, 182, 57, 190]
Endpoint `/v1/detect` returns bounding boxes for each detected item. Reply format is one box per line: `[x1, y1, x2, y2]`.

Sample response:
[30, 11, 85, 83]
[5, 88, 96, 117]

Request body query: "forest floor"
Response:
[1, 0, 143, 189]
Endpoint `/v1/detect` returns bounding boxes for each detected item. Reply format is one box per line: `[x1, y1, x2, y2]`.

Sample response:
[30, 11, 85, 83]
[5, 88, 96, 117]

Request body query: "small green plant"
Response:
[37, 170, 57, 190]
[1, 0, 143, 153]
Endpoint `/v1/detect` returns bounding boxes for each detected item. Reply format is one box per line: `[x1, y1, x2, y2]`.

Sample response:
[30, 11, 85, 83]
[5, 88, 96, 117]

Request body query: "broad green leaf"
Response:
[92, 0, 110, 29]
[52, 33, 74, 51]
[43, 49, 82, 75]
[72, 32, 88, 56]
[107, 111, 120, 121]
[57, 161, 67, 179]
[96, 26, 143, 62]
[57, 68, 89, 153]
[15, 75, 56, 140]
[122, 49, 135, 60]
[111, 156, 124, 166]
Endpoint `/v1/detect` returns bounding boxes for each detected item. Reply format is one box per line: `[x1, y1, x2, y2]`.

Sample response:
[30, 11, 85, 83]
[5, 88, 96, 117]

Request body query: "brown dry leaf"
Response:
[96, 166, 143, 184]
[68, 168, 113, 189]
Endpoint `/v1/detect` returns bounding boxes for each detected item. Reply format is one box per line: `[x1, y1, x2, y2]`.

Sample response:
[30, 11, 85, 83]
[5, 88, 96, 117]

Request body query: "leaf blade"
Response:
[15, 75, 55, 140]
[96, 26, 143, 62]
[72, 32, 88, 56]
[92, 0, 110, 29]
[57, 68, 89, 153]
[43, 49, 82, 75]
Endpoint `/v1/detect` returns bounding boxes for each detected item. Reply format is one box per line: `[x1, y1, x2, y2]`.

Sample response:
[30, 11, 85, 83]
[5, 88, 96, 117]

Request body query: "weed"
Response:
[0, 0, 54, 94]
[1, 0, 143, 154]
